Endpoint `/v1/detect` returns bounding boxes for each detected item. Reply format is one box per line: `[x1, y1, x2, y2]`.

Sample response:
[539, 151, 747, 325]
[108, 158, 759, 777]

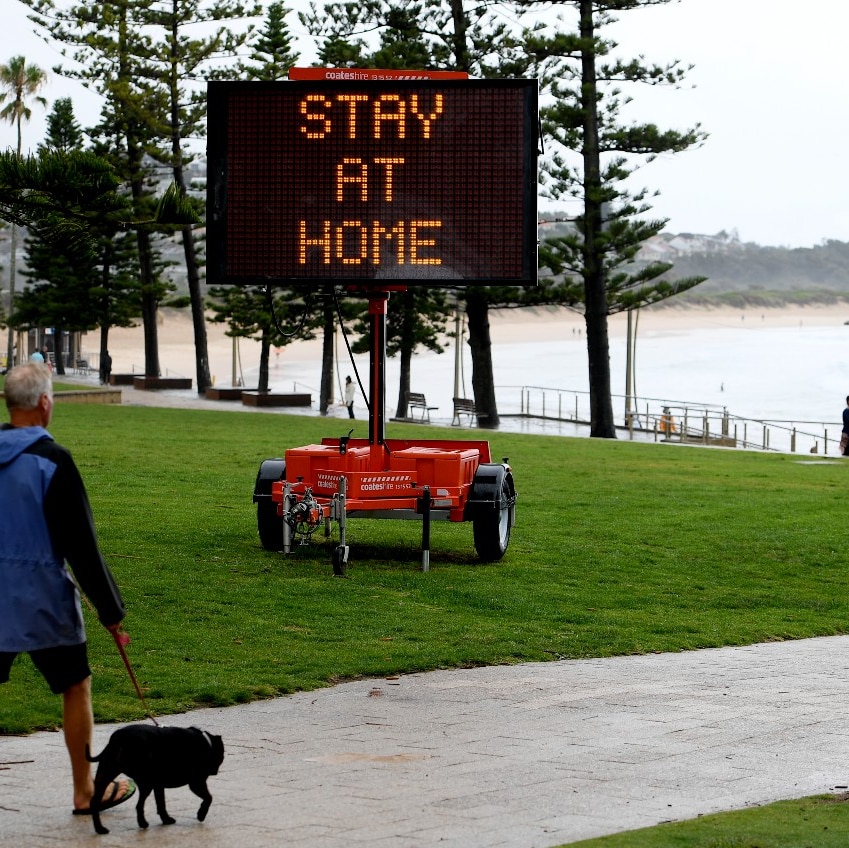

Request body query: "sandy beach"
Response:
[84, 303, 849, 388]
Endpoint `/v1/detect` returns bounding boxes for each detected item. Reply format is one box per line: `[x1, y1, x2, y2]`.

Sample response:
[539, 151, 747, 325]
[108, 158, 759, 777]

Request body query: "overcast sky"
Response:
[1, 0, 846, 248]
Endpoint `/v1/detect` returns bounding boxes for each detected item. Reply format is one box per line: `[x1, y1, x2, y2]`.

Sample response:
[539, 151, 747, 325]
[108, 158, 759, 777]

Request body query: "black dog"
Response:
[86, 724, 224, 835]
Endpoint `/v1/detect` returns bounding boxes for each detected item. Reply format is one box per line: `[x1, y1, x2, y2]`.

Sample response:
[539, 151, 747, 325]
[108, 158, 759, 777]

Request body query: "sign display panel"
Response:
[206, 79, 538, 286]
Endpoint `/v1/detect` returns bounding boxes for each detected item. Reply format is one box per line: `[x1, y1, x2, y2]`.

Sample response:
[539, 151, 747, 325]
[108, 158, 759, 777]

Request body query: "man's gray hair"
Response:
[4, 362, 53, 411]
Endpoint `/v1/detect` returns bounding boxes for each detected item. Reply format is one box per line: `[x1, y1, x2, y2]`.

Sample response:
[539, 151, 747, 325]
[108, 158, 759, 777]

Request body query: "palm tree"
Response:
[0, 55, 47, 367]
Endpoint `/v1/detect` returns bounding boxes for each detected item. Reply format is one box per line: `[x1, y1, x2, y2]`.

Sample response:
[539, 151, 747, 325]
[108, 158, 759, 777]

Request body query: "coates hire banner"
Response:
[288, 67, 469, 81]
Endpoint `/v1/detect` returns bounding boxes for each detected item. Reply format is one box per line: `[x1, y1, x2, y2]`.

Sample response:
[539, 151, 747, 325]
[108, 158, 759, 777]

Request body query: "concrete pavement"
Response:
[2, 635, 849, 847]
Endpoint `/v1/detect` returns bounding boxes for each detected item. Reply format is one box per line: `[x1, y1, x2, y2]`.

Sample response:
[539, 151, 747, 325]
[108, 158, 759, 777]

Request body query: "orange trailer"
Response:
[253, 289, 516, 574]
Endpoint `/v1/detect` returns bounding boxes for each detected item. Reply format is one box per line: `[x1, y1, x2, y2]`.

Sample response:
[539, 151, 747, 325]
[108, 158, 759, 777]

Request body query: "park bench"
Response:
[408, 391, 438, 422]
[452, 397, 479, 426]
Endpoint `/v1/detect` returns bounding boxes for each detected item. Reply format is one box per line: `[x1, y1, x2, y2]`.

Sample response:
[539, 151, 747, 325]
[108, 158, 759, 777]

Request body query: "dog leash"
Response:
[73, 576, 160, 725]
[109, 627, 160, 727]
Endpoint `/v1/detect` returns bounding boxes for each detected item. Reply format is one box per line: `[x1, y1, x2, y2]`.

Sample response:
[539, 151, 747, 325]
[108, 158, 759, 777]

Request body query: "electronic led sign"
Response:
[206, 79, 538, 286]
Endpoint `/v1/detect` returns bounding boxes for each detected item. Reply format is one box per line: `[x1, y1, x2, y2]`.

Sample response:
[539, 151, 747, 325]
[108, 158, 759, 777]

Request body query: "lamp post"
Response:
[453, 297, 463, 401]
[624, 309, 633, 427]
[624, 307, 640, 428]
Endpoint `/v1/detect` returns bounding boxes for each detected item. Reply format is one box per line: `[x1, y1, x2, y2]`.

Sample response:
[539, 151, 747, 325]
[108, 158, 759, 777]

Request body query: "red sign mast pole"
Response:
[367, 288, 390, 461]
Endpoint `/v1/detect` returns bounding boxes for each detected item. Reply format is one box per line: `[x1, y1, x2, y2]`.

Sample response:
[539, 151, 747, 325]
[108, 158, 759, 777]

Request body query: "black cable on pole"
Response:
[333, 289, 369, 414]
[265, 285, 312, 338]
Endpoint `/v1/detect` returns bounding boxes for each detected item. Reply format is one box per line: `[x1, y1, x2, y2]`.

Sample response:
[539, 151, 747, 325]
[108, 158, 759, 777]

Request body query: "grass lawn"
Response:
[3, 401, 847, 725]
[2, 399, 849, 843]
[561, 793, 849, 847]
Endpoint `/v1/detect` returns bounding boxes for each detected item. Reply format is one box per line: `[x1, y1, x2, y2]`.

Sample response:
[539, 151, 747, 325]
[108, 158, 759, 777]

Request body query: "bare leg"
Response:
[63, 675, 95, 811]
[63, 676, 132, 811]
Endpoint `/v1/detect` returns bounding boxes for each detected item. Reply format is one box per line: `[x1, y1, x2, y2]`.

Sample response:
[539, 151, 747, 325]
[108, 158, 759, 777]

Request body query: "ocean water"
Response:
[267, 313, 849, 423]
[486, 318, 849, 426]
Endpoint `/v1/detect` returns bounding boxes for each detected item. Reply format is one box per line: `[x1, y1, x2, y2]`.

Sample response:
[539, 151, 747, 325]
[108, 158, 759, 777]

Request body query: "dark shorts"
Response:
[0, 642, 91, 694]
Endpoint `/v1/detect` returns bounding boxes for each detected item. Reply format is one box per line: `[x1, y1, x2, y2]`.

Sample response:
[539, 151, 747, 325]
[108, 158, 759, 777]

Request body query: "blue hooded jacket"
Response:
[0, 425, 124, 653]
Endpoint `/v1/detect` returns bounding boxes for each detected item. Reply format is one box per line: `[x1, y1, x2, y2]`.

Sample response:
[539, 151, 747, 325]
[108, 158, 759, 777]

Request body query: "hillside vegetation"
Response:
[647, 236, 849, 308]
[537, 217, 849, 308]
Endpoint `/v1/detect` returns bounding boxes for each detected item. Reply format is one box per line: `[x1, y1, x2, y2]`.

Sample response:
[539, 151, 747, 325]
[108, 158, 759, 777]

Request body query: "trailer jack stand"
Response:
[420, 486, 431, 572]
[332, 476, 348, 576]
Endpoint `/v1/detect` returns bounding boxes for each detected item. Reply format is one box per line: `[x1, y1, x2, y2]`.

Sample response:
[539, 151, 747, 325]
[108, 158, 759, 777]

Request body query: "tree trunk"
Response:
[580, 0, 616, 438]
[164, 9, 210, 394]
[131, 161, 159, 377]
[182, 226, 210, 393]
[5, 119, 23, 368]
[126, 168, 159, 377]
[5, 223, 18, 368]
[449, 0, 471, 72]
[396, 347, 412, 419]
[99, 324, 111, 384]
[394, 292, 415, 418]
[319, 293, 335, 414]
[119, 5, 159, 378]
[138, 242, 160, 377]
[97, 243, 113, 384]
[258, 329, 270, 392]
[53, 326, 65, 375]
[465, 292, 499, 428]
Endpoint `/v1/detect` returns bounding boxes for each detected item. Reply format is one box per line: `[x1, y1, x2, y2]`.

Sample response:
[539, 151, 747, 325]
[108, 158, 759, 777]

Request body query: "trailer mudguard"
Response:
[252, 459, 287, 503]
[463, 463, 516, 523]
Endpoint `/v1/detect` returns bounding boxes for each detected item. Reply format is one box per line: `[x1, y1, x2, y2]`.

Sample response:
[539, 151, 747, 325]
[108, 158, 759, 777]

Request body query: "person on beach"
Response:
[0, 363, 135, 818]
[345, 375, 355, 419]
[841, 396, 849, 456]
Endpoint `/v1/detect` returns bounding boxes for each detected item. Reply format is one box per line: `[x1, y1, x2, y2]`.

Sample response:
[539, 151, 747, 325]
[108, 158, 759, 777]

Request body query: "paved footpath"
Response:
[2, 636, 849, 847]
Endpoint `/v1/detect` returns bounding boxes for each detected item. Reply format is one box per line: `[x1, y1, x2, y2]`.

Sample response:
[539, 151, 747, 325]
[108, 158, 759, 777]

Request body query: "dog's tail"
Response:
[85, 744, 100, 763]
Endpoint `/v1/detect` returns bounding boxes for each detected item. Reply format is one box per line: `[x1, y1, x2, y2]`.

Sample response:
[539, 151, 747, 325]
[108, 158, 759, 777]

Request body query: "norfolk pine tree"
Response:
[523, 0, 707, 437]
[304, 1, 705, 432]
[0, 142, 136, 371]
[23, 0, 261, 386]
[19, 100, 90, 372]
[208, 3, 344, 405]
[245, 1, 300, 80]
[140, 0, 263, 393]
[36, 97, 142, 372]
[18, 237, 97, 373]
[39, 96, 82, 153]
[24, 0, 171, 378]
[329, 4, 454, 419]
[210, 4, 325, 399]
[0, 149, 126, 251]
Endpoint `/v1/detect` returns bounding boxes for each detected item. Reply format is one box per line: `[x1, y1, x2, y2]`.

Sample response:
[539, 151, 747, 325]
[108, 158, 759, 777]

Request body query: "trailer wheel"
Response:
[472, 472, 515, 562]
[254, 459, 286, 551]
[257, 500, 283, 551]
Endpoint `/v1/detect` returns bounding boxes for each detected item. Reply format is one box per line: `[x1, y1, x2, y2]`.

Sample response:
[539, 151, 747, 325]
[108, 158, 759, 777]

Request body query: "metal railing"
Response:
[499, 385, 837, 455]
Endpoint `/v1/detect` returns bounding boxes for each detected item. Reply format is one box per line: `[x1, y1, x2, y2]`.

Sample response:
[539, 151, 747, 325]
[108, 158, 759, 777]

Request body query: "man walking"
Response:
[0, 362, 135, 817]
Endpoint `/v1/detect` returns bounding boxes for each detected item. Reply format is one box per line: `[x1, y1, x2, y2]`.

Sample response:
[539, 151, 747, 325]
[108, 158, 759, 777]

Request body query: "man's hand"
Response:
[106, 623, 130, 646]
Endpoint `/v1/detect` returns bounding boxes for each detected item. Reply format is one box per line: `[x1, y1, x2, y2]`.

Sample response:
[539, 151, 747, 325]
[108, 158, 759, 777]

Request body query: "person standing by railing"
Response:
[660, 407, 677, 436]
[841, 396, 849, 456]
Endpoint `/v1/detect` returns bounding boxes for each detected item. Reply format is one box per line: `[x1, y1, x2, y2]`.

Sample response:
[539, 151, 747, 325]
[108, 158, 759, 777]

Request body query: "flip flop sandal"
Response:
[73, 779, 137, 815]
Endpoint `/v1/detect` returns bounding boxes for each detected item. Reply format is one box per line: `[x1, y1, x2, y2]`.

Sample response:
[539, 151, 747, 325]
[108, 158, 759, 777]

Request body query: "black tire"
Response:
[257, 499, 283, 551]
[473, 473, 514, 561]
[254, 459, 286, 551]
